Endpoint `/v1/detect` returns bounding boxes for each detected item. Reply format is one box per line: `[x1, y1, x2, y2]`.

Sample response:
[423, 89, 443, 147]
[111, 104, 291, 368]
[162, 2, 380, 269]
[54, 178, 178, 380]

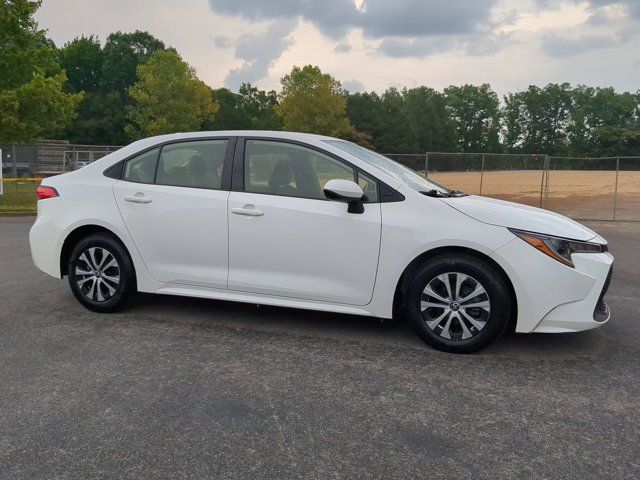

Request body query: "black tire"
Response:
[402, 254, 511, 354]
[67, 233, 135, 313]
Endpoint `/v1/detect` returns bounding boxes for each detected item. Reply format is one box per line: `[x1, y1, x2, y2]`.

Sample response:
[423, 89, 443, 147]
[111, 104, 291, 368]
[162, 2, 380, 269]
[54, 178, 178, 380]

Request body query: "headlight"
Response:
[508, 228, 607, 268]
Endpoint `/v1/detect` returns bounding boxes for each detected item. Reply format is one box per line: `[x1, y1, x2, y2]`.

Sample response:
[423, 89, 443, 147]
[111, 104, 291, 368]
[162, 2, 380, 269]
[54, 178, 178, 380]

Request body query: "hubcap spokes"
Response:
[421, 272, 490, 341]
[75, 247, 120, 302]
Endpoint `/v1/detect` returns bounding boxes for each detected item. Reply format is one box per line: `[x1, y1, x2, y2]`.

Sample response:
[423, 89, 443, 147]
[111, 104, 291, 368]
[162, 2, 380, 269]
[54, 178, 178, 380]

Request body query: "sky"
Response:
[36, 0, 640, 95]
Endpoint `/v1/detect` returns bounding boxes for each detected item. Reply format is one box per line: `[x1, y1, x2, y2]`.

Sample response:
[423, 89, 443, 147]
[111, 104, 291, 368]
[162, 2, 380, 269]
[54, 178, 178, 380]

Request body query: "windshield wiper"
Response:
[421, 189, 468, 198]
[421, 189, 451, 198]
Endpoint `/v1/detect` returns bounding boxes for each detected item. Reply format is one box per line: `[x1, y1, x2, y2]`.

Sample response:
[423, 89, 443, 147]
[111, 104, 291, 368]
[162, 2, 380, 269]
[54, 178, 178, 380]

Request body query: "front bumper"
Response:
[532, 265, 612, 333]
[593, 266, 612, 322]
[491, 237, 614, 333]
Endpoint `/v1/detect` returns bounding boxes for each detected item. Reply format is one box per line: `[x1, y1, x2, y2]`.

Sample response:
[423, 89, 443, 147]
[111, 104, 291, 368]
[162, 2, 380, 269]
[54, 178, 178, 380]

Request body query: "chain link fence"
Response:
[0, 143, 638, 220]
[1, 142, 121, 178]
[0, 143, 121, 213]
[386, 152, 640, 221]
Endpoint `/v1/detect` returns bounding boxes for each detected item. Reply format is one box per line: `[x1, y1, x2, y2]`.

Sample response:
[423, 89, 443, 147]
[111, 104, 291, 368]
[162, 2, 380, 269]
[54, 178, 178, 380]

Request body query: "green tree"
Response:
[346, 91, 384, 145]
[569, 86, 638, 156]
[100, 30, 168, 93]
[126, 50, 219, 138]
[205, 83, 281, 131]
[238, 83, 281, 130]
[58, 30, 169, 144]
[276, 65, 349, 137]
[376, 88, 419, 153]
[348, 87, 457, 153]
[0, 0, 57, 90]
[58, 35, 103, 93]
[204, 87, 251, 130]
[503, 83, 573, 155]
[101, 31, 169, 143]
[592, 127, 640, 157]
[63, 92, 128, 145]
[346, 89, 419, 153]
[404, 87, 457, 152]
[0, 0, 81, 144]
[445, 84, 501, 153]
[0, 73, 82, 144]
[345, 126, 375, 149]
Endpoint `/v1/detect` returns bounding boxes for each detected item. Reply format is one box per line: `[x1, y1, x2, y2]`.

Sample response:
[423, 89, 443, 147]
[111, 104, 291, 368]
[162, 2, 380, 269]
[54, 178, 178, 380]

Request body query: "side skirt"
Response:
[154, 284, 393, 318]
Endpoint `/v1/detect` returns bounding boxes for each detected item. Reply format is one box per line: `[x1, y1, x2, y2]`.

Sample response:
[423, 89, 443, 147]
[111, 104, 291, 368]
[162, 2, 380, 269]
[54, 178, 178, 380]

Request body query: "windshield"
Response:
[323, 140, 450, 194]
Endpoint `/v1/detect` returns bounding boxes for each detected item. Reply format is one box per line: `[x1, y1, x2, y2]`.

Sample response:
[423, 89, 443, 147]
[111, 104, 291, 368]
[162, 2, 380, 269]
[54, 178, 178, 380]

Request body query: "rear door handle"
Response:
[124, 193, 152, 204]
[231, 206, 264, 217]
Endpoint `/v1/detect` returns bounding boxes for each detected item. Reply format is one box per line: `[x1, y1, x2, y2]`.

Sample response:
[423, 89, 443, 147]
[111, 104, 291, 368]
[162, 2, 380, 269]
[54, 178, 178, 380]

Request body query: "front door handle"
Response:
[124, 193, 152, 204]
[231, 206, 264, 217]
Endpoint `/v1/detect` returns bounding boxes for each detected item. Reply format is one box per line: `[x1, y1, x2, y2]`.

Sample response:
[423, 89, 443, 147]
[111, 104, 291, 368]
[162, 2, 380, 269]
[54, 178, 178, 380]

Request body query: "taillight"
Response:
[36, 185, 59, 200]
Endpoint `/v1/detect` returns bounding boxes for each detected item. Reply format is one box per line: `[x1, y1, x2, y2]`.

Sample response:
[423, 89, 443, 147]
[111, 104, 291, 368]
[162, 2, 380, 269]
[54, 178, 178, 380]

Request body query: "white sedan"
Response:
[29, 131, 613, 353]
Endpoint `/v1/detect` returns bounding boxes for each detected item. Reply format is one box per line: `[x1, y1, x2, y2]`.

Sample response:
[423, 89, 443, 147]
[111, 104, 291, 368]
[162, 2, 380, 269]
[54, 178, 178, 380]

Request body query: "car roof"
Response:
[105, 131, 339, 163]
[142, 130, 336, 143]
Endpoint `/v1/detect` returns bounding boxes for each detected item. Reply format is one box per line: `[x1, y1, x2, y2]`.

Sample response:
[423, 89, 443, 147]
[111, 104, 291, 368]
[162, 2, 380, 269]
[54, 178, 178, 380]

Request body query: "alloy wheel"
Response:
[420, 272, 491, 341]
[74, 247, 121, 302]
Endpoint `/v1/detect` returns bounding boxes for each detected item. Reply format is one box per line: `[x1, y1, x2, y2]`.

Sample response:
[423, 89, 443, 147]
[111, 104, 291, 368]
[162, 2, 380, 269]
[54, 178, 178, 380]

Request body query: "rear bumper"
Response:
[29, 197, 67, 278]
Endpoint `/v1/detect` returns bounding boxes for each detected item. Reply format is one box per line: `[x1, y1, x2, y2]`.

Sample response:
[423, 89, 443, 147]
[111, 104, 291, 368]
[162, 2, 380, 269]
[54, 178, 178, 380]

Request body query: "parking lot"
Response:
[1, 216, 639, 479]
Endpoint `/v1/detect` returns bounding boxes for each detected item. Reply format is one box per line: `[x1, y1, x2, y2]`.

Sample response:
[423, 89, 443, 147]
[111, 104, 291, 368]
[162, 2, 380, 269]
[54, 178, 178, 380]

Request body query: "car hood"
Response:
[441, 195, 597, 241]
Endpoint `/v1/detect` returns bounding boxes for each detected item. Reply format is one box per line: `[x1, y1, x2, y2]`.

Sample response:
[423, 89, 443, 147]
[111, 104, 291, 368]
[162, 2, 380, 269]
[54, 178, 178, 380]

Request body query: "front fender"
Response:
[372, 192, 515, 308]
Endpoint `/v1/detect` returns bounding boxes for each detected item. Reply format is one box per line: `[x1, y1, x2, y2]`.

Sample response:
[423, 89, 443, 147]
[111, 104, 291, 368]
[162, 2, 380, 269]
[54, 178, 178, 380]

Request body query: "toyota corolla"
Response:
[29, 131, 613, 353]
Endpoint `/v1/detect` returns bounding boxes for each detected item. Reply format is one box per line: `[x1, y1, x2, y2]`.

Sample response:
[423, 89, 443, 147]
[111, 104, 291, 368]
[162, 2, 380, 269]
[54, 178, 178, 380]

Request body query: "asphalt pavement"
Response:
[1, 217, 639, 479]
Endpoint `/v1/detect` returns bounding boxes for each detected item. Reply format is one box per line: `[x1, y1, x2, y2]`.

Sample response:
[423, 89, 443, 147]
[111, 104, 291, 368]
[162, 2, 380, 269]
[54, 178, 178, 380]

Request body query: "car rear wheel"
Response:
[68, 234, 135, 313]
[403, 254, 511, 354]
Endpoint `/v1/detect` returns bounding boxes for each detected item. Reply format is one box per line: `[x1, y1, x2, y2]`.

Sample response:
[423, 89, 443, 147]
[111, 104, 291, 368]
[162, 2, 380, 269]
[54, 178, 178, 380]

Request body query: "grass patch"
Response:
[0, 182, 39, 213]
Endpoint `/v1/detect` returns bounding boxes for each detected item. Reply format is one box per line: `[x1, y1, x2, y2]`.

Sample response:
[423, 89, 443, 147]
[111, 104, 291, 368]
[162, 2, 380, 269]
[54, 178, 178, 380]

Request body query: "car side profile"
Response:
[29, 131, 614, 353]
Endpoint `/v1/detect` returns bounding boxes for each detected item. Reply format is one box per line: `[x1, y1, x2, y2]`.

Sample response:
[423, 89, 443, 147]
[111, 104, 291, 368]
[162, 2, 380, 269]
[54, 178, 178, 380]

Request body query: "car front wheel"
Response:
[68, 234, 135, 313]
[403, 254, 512, 354]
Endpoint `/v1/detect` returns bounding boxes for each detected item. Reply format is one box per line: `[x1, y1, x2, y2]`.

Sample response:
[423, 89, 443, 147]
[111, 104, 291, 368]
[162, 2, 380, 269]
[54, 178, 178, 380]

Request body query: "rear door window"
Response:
[123, 148, 160, 184]
[156, 140, 228, 190]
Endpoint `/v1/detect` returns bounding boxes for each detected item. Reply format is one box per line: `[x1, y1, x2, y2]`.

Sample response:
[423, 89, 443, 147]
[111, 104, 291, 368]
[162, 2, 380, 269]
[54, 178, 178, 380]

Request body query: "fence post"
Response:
[11, 145, 17, 178]
[479, 154, 485, 196]
[424, 153, 429, 178]
[539, 155, 549, 208]
[613, 157, 620, 221]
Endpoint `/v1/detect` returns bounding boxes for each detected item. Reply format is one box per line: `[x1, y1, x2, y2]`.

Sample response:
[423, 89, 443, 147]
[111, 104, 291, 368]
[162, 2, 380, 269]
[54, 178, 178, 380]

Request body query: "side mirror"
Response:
[323, 179, 365, 214]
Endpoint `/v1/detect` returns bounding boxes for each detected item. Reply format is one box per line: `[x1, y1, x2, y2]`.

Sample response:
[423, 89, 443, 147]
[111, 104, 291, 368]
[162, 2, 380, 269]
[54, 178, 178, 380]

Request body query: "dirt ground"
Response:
[430, 170, 640, 221]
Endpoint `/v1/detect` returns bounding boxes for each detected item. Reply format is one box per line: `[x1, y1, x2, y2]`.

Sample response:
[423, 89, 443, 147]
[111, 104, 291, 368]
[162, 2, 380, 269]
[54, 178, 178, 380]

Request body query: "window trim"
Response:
[103, 136, 237, 192]
[356, 170, 380, 203]
[232, 137, 396, 204]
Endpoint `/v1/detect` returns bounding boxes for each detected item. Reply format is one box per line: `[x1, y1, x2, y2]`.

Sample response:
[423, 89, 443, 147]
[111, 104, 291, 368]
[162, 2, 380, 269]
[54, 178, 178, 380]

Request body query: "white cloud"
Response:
[342, 79, 365, 92]
[224, 19, 298, 89]
[34, 0, 640, 95]
[334, 42, 352, 53]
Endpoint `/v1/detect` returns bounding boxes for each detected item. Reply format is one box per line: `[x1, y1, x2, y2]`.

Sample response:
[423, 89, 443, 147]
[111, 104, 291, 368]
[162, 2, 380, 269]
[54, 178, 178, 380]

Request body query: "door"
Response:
[228, 139, 382, 305]
[113, 139, 232, 289]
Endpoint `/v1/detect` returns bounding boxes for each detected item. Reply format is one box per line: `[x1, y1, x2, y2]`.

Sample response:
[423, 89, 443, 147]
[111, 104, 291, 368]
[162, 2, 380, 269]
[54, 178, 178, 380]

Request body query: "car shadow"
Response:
[125, 292, 609, 359]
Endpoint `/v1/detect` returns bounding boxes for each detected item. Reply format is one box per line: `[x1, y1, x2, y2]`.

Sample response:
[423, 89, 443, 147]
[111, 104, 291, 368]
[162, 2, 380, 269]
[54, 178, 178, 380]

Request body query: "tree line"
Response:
[3, 0, 640, 157]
